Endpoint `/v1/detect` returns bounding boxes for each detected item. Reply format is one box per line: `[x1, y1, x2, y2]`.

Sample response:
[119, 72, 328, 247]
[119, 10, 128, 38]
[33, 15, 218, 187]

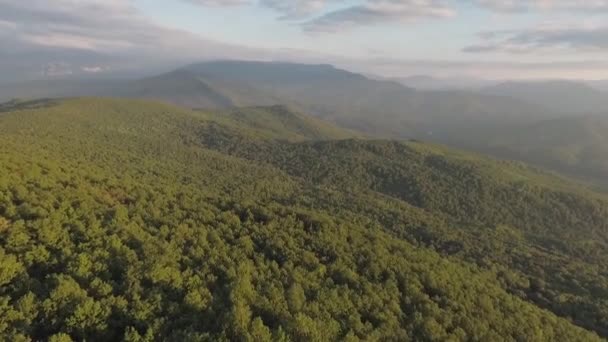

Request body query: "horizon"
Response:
[3, 58, 608, 86]
[1, 1, 608, 82]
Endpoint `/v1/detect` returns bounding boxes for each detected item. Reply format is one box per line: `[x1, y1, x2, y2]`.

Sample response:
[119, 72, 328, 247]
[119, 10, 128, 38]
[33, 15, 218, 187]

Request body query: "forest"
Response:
[0, 98, 606, 341]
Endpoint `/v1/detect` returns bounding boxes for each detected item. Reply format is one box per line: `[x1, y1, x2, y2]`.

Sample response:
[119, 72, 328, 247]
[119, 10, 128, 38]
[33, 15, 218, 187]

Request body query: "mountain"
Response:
[0, 79, 121, 102]
[2, 61, 607, 186]
[120, 70, 236, 109]
[171, 61, 557, 137]
[397, 75, 494, 90]
[120, 69, 286, 109]
[0, 61, 562, 137]
[483, 80, 608, 115]
[460, 115, 608, 185]
[0, 97, 607, 340]
[205, 105, 363, 141]
[587, 80, 608, 92]
[3, 60, 557, 138]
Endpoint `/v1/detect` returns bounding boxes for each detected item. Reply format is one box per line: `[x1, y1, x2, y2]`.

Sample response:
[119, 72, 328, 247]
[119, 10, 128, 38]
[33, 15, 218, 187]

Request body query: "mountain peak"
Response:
[180, 60, 368, 84]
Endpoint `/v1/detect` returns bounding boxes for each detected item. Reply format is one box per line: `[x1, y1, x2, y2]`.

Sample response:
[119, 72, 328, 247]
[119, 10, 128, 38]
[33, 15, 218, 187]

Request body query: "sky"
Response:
[1, 0, 608, 82]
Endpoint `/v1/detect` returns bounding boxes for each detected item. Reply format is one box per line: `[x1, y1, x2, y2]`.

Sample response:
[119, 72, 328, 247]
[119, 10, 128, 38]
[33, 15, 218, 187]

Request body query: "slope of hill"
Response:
[0, 61, 563, 139]
[2, 61, 608, 189]
[397, 75, 494, 90]
[183, 60, 371, 86]
[483, 80, 608, 115]
[119, 70, 236, 109]
[0, 98, 607, 340]
[170, 61, 557, 138]
[470, 115, 608, 185]
[121, 69, 286, 109]
[201, 105, 363, 141]
[0, 79, 121, 103]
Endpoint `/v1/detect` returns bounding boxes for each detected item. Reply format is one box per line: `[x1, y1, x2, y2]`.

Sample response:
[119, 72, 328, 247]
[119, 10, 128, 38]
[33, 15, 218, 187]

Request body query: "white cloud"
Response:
[0, 0, 268, 79]
[183, 0, 454, 30]
[465, 22, 608, 53]
[260, 0, 329, 19]
[302, 0, 455, 33]
[42, 62, 73, 77]
[1, 0, 607, 81]
[183, 0, 250, 6]
[82, 66, 108, 73]
[351, 57, 608, 79]
[475, 0, 608, 12]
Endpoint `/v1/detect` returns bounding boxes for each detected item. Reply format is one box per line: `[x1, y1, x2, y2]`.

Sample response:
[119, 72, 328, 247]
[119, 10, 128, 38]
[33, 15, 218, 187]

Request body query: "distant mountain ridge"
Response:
[397, 75, 495, 90]
[199, 104, 362, 141]
[2, 60, 608, 186]
[150, 61, 557, 136]
[182, 60, 372, 85]
[470, 114, 608, 184]
[482, 80, 608, 114]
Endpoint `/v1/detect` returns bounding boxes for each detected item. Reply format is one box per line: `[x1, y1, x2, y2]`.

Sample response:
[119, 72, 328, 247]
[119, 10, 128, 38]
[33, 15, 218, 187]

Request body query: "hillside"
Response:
[201, 105, 362, 141]
[472, 115, 608, 185]
[0, 61, 555, 136]
[0, 98, 607, 340]
[483, 80, 608, 115]
[0, 80, 121, 103]
[2, 61, 608, 187]
[396, 75, 494, 90]
[177, 62, 555, 134]
[120, 70, 236, 109]
[121, 69, 286, 109]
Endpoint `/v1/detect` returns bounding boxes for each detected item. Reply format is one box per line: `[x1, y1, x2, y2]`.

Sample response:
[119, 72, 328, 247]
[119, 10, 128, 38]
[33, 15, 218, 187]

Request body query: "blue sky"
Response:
[134, 0, 530, 60]
[1, 0, 608, 80]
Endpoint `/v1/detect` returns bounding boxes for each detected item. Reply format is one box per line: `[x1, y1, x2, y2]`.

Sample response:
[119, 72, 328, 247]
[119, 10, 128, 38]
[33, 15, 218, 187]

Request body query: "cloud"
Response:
[0, 0, 197, 53]
[2, 0, 608, 81]
[0, 0, 266, 80]
[183, 0, 454, 31]
[474, 0, 608, 12]
[178, 0, 608, 35]
[182, 0, 332, 18]
[464, 24, 608, 53]
[43, 62, 73, 77]
[260, 0, 328, 19]
[349, 57, 608, 79]
[82, 66, 109, 73]
[301, 0, 455, 33]
[183, 0, 250, 6]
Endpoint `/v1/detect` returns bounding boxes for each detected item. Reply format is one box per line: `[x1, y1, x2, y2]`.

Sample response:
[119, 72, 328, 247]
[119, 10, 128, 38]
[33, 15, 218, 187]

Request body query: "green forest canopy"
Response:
[0, 98, 606, 341]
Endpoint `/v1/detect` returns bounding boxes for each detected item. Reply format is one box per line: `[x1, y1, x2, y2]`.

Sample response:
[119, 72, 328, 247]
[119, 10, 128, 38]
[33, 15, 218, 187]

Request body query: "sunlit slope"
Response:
[0, 98, 604, 341]
[198, 105, 363, 142]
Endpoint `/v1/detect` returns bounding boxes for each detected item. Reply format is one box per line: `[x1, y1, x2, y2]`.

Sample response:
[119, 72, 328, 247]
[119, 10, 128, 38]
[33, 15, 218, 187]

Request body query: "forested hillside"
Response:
[0, 98, 606, 341]
[441, 115, 608, 188]
[0, 61, 556, 136]
[5, 61, 608, 188]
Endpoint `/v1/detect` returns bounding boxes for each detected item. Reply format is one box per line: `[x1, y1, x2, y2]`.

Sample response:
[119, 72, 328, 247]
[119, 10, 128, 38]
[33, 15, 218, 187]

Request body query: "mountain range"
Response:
[482, 80, 608, 115]
[396, 75, 495, 90]
[1, 60, 607, 186]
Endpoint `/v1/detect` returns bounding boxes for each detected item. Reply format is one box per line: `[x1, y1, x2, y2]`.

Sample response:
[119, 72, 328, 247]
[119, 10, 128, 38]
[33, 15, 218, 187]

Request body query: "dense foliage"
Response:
[0, 98, 605, 341]
[200, 114, 608, 337]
